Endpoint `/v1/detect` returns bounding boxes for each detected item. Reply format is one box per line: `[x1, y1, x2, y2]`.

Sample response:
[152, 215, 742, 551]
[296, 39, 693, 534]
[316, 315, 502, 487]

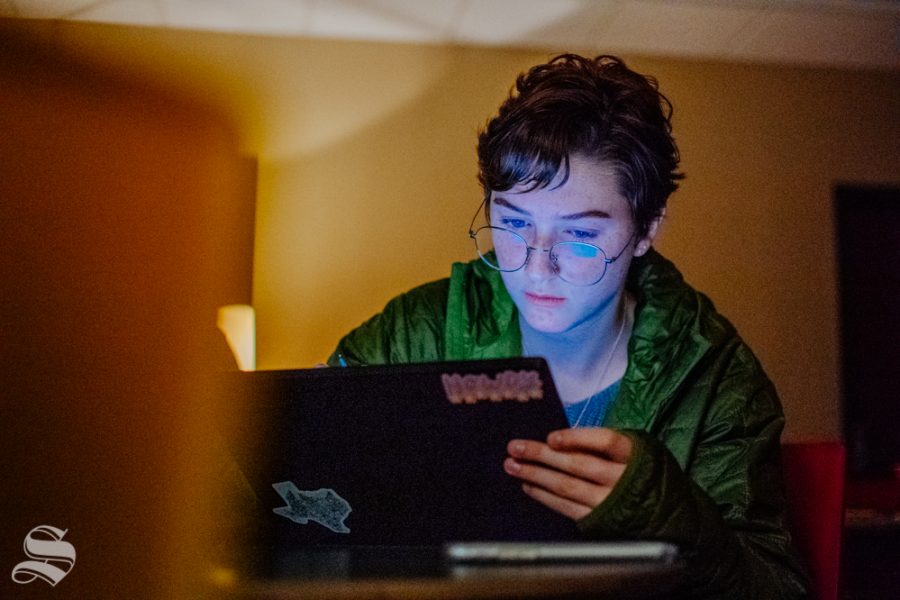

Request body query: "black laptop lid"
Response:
[222, 358, 580, 548]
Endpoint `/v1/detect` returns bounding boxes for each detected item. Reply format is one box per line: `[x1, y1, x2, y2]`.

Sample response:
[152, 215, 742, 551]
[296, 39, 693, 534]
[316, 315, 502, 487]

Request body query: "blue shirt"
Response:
[563, 379, 622, 428]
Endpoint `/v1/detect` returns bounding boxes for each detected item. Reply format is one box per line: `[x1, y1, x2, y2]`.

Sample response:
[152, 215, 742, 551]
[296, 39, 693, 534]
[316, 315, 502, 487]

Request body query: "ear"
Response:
[633, 209, 665, 257]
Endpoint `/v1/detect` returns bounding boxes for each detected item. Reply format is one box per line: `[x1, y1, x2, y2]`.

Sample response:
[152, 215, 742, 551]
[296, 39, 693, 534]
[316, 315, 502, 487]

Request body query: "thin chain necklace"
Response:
[522, 305, 629, 428]
[572, 311, 627, 427]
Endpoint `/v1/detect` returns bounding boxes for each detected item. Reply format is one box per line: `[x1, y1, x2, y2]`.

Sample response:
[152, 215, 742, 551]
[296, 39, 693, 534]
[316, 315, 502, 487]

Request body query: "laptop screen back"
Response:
[221, 358, 580, 549]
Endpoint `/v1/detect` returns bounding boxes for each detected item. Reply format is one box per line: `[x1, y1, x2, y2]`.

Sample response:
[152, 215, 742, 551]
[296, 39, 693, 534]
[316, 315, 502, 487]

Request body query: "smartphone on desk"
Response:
[444, 541, 681, 564]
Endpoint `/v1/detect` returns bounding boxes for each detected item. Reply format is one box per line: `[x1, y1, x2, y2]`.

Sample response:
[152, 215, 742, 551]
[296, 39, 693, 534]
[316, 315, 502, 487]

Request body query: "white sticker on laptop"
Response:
[271, 481, 352, 534]
[441, 369, 543, 404]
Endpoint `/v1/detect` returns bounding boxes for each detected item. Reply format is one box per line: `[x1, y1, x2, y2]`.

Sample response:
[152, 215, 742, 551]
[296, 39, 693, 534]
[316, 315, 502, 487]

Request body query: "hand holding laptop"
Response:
[504, 427, 633, 521]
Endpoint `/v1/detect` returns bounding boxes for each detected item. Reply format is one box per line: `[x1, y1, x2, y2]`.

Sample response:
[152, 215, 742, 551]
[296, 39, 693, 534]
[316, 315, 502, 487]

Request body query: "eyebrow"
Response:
[492, 195, 612, 220]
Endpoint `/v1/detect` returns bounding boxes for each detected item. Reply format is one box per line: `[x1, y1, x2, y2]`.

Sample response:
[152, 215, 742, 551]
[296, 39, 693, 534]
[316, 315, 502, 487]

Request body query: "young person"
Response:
[327, 54, 807, 598]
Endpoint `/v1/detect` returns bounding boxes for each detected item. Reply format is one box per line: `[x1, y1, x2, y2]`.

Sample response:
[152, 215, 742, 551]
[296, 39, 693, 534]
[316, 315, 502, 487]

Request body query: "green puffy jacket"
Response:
[329, 249, 808, 599]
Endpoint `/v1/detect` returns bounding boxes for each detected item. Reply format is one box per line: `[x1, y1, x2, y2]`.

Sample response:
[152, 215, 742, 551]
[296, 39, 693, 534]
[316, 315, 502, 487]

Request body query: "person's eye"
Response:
[563, 228, 598, 241]
[499, 218, 529, 230]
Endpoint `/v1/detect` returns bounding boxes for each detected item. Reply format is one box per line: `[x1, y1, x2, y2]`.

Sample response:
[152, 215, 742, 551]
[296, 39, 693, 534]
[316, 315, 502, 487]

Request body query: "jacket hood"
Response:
[615, 248, 735, 429]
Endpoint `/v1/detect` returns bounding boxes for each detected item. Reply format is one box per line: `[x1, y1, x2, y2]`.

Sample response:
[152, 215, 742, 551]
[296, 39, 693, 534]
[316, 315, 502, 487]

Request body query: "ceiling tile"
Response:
[739, 6, 900, 68]
[594, 0, 763, 58]
[2, 0, 898, 68]
[69, 0, 164, 26]
[8, 0, 98, 19]
[307, 0, 456, 43]
[487, 0, 619, 52]
[160, 0, 311, 34]
[453, 0, 586, 46]
[356, 0, 465, 39]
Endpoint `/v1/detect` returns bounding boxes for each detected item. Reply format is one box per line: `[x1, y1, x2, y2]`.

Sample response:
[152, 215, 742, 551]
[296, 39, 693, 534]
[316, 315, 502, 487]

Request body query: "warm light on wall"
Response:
[217, 304, 256, 371]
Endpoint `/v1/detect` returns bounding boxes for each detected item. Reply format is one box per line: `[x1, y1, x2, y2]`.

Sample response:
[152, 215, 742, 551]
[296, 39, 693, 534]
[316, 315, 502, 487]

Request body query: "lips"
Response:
[525, 292, 566, 307]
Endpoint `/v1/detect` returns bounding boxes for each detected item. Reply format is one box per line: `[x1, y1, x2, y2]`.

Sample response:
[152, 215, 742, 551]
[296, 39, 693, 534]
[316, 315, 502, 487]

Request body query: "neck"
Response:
[521, 292, 633, 404]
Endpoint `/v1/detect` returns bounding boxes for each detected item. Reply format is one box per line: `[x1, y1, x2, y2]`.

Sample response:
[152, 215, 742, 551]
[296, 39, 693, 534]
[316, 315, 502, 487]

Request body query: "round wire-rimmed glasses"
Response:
[467, 200, 633, 287]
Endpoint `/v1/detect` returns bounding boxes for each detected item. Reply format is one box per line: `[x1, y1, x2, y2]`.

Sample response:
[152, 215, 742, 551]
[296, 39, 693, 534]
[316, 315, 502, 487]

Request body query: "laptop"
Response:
[218, 357, 684, 581]
[221, 357, 581, 551]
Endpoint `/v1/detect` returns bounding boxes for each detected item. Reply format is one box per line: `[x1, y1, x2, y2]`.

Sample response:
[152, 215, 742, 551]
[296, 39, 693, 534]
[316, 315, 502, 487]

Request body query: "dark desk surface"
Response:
[226, 546, 687, 600]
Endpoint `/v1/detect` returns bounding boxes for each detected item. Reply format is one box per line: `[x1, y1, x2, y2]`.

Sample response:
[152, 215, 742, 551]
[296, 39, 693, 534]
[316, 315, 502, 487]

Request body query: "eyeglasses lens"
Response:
[472, 227, 609, 286]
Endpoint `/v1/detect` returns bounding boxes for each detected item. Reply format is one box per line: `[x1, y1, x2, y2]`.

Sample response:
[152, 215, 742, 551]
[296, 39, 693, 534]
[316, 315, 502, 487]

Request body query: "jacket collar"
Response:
[610, 248, 718, 430]
[445, 256, 520, 360]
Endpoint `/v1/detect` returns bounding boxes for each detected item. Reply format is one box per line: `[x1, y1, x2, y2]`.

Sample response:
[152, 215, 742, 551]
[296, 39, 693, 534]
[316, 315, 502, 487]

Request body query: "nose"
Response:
[524, 244, 559, 281]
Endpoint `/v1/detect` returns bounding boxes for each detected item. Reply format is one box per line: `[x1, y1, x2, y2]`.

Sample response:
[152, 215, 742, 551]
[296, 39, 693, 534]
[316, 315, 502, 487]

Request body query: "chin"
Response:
[521, 310, 574, 335]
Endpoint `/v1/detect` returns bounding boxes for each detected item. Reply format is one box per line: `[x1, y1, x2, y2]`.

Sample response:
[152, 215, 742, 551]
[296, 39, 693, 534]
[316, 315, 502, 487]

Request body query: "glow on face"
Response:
[491, 156, 639, 334]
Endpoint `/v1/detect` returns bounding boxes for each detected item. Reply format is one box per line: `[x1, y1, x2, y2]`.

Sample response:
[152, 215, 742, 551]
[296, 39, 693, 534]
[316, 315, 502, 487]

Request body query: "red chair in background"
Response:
[781, 442, 846, 600]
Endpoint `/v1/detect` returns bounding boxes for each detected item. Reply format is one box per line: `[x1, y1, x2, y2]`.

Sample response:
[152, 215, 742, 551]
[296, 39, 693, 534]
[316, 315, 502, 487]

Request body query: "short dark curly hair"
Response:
[477, 54, 683, 239]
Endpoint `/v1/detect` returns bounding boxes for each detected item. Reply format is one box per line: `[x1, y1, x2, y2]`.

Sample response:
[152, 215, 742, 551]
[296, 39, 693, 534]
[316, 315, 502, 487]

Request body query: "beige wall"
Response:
[10, 19, 900, 443]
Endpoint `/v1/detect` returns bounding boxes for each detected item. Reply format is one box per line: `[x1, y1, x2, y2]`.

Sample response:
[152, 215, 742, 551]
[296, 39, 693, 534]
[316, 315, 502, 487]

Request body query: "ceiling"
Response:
[2, 0, 899, 69]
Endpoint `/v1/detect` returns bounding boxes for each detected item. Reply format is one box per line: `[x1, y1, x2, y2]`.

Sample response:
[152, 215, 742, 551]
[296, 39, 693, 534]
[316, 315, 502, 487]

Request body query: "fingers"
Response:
[503, 428, 634, 521]
[504, 455, 617, 509]
[546, 427, 634, 464]
[520, 482, 592, 521]
[507, 439, 626, 486]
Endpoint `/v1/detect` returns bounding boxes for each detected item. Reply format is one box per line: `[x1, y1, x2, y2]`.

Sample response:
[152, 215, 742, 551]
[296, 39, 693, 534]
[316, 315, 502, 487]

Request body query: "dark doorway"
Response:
[836, 184, 900, 479]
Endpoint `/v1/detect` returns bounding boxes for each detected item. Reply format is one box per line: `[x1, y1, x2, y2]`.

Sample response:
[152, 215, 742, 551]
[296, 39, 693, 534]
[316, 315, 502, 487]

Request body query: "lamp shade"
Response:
[217, 304, 256, 371]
